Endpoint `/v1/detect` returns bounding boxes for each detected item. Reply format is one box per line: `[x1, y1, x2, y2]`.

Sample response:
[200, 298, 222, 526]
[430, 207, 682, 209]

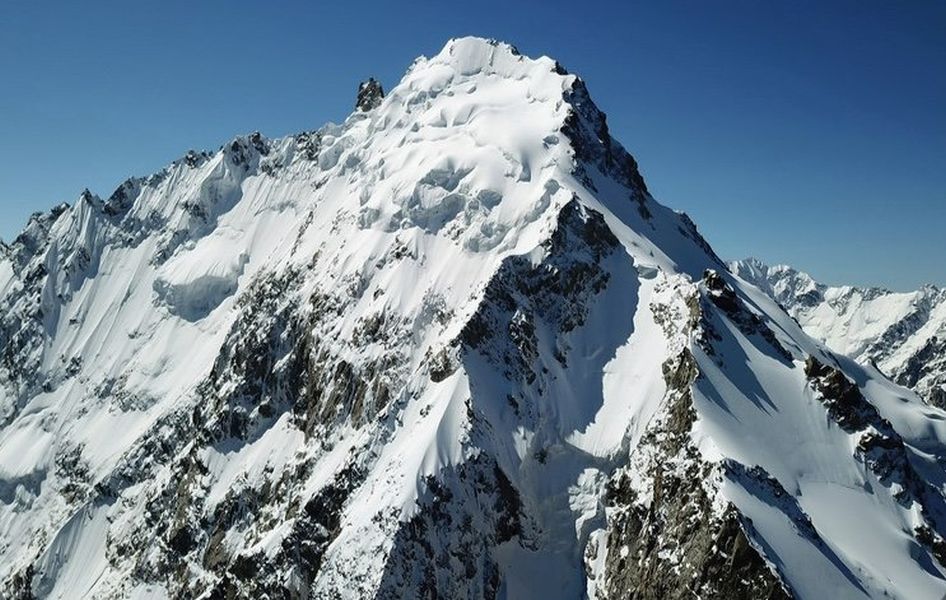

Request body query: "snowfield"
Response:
[1, 37, 945, 600]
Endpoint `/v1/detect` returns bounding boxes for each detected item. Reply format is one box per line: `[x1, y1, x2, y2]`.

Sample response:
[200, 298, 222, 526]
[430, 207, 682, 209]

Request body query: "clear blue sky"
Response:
[1, 1, 943, 290]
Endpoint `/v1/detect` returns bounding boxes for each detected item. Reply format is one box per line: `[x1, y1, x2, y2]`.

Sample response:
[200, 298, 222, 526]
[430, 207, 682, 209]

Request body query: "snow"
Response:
[721, 479, 873, 600]
[0, 414, 54, 482]
[202, 412, 305, 508]
[153, 232, 250, 322]
[32, 503, 109, 599]
[690, 272, 946, 598]
[800, 481, 945, 599]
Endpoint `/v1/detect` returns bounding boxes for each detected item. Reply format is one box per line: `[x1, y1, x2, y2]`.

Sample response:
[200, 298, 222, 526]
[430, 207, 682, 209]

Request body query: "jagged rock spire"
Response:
[355, 77, 384, 112]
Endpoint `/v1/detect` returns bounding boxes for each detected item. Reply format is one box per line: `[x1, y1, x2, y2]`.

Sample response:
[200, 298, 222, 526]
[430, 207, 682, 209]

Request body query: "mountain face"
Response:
[2, 38, 946, 600]
[730, 258, 946, 409]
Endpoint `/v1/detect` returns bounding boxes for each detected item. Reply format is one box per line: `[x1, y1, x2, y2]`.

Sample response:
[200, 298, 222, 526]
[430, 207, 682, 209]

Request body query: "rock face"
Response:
[355, 77, 384, 112]
[2, 37, 946, 600]
[730, 257, 946, 408]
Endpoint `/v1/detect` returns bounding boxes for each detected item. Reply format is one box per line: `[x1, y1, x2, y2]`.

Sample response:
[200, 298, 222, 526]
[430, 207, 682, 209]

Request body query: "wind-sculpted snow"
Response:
[2, 37, 946, 599]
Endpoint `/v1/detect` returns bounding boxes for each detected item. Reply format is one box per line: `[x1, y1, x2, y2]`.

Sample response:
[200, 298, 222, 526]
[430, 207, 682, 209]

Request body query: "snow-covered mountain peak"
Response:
[3, 38, 946, 599]
[415, 37, 529, 78]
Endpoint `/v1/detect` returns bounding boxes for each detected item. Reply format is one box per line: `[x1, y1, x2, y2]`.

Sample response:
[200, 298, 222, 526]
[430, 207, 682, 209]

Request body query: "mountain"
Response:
[730, 258, 946, 408]
[2, 37, 946, 599]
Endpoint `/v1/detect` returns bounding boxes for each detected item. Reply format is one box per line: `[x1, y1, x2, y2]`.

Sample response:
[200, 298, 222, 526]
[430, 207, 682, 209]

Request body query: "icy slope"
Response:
[730, 257, 946, 408]
[2, 38, 946, 600]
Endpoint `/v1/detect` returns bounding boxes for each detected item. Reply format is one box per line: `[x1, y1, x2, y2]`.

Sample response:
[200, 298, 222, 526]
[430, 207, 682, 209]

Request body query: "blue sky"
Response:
[1, 1, 943, 290]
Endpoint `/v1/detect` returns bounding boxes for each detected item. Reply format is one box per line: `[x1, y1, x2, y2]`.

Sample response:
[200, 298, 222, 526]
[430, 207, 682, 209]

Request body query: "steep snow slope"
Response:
[2, 38, 946, 600]
[730, 258, 946, 408]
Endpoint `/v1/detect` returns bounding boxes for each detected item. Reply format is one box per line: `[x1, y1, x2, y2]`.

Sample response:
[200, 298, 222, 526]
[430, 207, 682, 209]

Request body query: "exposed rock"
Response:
[702, 269, 793, 362]
[600, 349, 792, 600]
[356, 77, 385, 112]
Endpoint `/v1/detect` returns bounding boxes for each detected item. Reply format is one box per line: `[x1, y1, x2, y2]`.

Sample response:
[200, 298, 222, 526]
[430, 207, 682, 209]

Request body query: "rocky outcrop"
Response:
[356, 77, 384, 112]
[702, 269, 792, 362]
[375, 458, 523, 600]
[598, 330, 791, 599]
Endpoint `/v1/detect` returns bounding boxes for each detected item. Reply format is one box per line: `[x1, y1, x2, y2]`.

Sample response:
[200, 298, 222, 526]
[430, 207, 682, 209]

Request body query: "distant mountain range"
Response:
[730, 258, 946, 408]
